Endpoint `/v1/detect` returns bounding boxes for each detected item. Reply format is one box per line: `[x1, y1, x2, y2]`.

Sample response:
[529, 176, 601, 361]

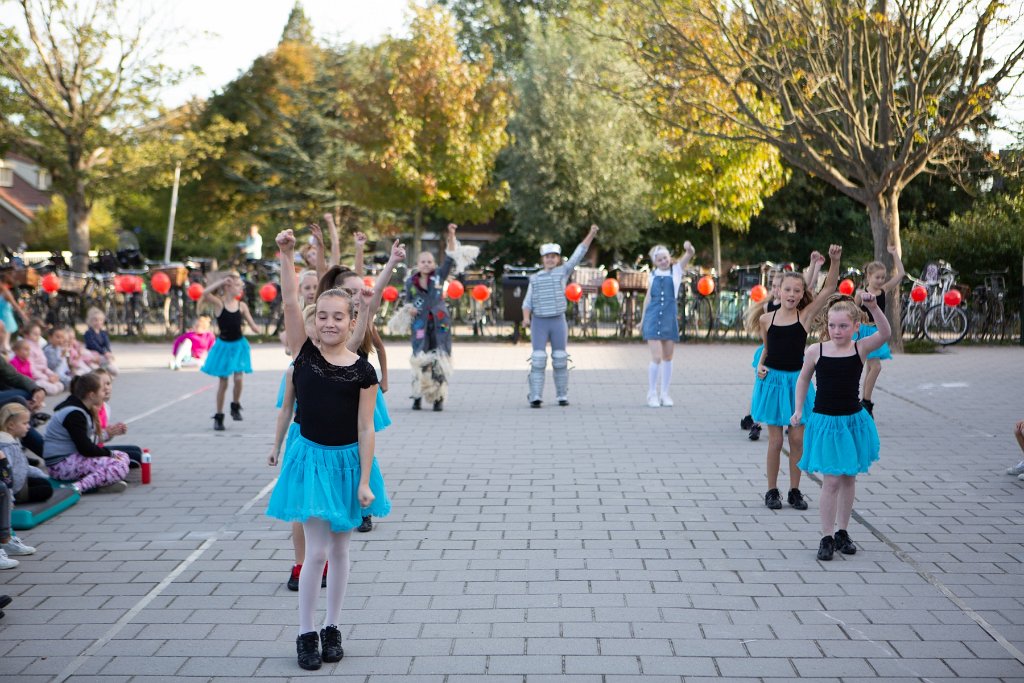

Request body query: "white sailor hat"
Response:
[540, 243, 561, 256]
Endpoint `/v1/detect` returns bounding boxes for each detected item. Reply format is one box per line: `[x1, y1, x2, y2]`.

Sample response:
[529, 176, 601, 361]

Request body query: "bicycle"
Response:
[900, 260, 969, 345]
[969, 268, 1015, 342]
[567, 266, 606, 338]
[612, 262, 649, 338]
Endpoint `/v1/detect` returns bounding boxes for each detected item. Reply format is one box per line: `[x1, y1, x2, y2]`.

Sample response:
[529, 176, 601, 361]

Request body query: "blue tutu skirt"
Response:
[751, 344, 764, 368]
[266, 432, 391, 532]
[275, 367, 290, 408]
[798, 409, 879, 475]
[853, 324, 892, 360]
[201, 338, 252, 377]
[751, 368, 816, 426]
[374, 388, 392, 431]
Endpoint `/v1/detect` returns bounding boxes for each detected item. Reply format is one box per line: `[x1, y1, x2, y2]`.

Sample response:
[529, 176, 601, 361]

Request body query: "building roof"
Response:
[0, 165, 52, 223]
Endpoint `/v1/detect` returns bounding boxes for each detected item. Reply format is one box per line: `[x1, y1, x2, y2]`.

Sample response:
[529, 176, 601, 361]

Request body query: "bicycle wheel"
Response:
[683, 296, 713, 340]
[900, 302, 925, 341]
[923, 304, 969, 345]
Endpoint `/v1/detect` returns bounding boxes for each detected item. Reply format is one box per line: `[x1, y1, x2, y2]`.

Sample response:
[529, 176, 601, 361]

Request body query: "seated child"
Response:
[9, 339, 62, 396]
[22, 320, 64, 394]
[66, 327, 101, 376]
[170, 316, 216, 370]
[83, 308, 119, 376]
[0, 403, 51, 504]
[0, 404, 38, 569]
[43, 327, 73, 388]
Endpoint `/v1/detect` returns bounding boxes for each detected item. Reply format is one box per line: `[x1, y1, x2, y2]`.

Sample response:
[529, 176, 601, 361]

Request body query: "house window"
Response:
[0, 166, 12, 188]
[36, 169, 51, 190]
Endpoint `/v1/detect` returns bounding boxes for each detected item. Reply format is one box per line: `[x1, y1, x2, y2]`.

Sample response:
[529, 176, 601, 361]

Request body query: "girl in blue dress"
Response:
[853, 245, 904, 417]
[266, 229, 401, 670]
[640, 241, 695, 408]
[200, 273, 260, 431]
[792, 293, 890, 560]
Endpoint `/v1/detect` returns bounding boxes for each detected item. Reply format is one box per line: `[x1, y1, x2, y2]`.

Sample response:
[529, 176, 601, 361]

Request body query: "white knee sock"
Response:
[661, 360, 673, 395]
[648, 362, 661, 396]
[323, 531, 352, 628]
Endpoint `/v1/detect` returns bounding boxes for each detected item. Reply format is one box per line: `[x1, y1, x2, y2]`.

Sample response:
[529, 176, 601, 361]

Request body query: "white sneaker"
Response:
[0, 548, 18, 569]
[2, 536, 36, 556]
[660, 394, 674, 407]
[96, 480, 128, 494]
[647, 393, 660, 408]
[1008, 460, 1024, 475]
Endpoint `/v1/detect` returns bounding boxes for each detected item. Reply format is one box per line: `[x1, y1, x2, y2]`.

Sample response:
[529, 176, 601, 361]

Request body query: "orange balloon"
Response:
[151, 271, 172, 295]
[565, 283, 583, 302]
[750, 284, 768, 303]
[383, 285, 399, 302]
[42, 273, 59, 294]
[697, 275, 715, 296]
[601, 278, 619, 297]
[446, 280, 465, 299]
[839, 278, 855, 295]
[471, 284, 490, 302]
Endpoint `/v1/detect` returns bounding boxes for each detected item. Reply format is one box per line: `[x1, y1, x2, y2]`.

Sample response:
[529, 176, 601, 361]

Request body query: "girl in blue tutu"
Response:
[753, 244, 842, 511]
[853, 245, 904, 417]
[200, 272, 260, 431]
[640, 240, 695, 408]
[266, 228, 401, 671]
[792, 293, 890, 560]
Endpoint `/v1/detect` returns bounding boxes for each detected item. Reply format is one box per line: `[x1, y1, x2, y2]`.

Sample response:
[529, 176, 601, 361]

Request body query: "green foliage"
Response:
[25, 196, 118, 251]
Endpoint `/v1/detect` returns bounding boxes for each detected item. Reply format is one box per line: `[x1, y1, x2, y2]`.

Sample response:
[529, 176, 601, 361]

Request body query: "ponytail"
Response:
[70, 372, 104, 440]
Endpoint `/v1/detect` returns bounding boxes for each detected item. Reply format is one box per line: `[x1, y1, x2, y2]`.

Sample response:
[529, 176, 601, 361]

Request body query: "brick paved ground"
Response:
[1, 340, 1023, 681]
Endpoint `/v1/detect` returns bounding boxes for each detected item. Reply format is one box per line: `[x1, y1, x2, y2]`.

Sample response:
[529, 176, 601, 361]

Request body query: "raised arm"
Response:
[803, 244, 842, 325]
[323, 212, 341, 267]
[804, 250, 825, 291]
[565, 224, 600, 273]
[276, 230, 307, 357]
[200, 278, 229, 313]
[346, 239, 406, 353]
[437, 224, 458, 281]
[309, 223, 328, 282]
[352, 231, 367, 276]
[882, 245, 906, 293]
[856, 292, 892, 358]
[676, 240, 696, 270]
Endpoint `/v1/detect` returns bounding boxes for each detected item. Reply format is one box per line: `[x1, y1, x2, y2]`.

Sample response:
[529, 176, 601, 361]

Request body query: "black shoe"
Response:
[833, 529, 857, 555]
[740, 414, 754, 430]
[433, 400, 443, 412]
[213, 413, 225, 431]
[287, 564, 300, 591]
[296, 631, 322, 670]
[412, 398, 421, 411]
[748, 423, 762, 441]
[557, 398, 569, 406]
[320, 624, 344, 662]
[358, 516, 373, 533]
[764, 488, 782, 510]
[787, 488, 808, 510]
[861, 399, 874, 417]
[817, 535, 835, 561]
[30, 412, 51, 428]
[230, 402, 243, 421]
[322, 562, 327, 588]
[530, 400, 542, 409]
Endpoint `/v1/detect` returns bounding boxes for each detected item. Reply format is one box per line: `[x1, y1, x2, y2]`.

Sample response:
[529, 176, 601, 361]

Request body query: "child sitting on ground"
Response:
[170, 316, 216, 370]
[21, 320, 64, 394]
[43, 327, 73, 389]
[66, 327, 102, 375]
[83, 308, 119, 376]
[0, 403, 51, 504]
[0, 404, 38, 569]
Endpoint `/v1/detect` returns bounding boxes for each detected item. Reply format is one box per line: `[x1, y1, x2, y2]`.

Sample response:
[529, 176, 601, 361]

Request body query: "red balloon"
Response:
[750, 284, 768, 303]
[910, 285, 927, 303]
[382, 285, 399, 302]
[944, 289, 962, 307]
[601, 278, 619, 297]
[151, 271, 172, 295]
[42, 273, 59, 294]
[259, 283, 277, 303]
[697, 275, 715, 296]
[446, 280, 465, 299]
[565, 283, 583, 302]
[471, 284, 490, 302]
[363, 276, 374, 288]
[133, 275, 144, 293]
[839, 278, 855, 295]
[187, 282, 204, 301]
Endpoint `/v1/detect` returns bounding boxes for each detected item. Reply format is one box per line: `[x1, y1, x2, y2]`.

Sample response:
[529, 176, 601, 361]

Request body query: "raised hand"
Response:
[309, 223, 324, 247]
[276, 230, 296, 252]
[887, 244, 899, 256]
[390, 239, 406, 263]
[828, 244, 842, 260]
[322, 213, 336, 229]
[447, 223, 458, 236]
[860, 291, 877, 306]
[354, 231, 368, 247]
[359, 285, 375, 308]
[683, 240, 694, 253]
[588, 224, 600, 239]
[810, 250, 825, 266]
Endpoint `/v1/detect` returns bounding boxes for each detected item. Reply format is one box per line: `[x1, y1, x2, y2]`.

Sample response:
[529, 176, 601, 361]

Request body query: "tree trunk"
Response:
[866, 191, 903, 351]
[711, 223, 722, 279]
[65, 184, 92, 273]
[412, 204, 423, 259]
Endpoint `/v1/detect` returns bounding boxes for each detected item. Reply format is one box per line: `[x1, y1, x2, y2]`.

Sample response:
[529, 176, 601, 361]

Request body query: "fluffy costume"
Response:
[449, 243, 480, 275]
[409, 350, 452, 403]
[386, 304, 415, 336]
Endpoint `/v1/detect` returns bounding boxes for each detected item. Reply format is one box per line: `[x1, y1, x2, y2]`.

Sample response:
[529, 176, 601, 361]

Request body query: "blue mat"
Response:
[11, 480, 80, 530]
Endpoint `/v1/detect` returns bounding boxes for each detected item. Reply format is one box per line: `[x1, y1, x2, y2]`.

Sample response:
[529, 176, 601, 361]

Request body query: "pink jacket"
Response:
[26, 339, 51, 378]
[173, 331, 216, 358]
[10, 355, 33, 379]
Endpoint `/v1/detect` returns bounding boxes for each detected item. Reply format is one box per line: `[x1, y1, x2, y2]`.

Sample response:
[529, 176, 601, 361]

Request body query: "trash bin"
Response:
[501, 269, 536, 323]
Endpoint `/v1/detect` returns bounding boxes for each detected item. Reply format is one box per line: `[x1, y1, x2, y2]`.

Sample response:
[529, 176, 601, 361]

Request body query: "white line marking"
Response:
[123, 384, 215, 425]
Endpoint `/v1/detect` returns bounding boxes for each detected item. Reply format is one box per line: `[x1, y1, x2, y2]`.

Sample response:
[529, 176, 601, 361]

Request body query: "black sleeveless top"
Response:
[293, 339, 378, 446]
[217, 307, 243, 341]
[860, 291, 886, 324]
[813, 343, 864, 416]
[766, 300, 782, 312]
[763, 309, 807, 372]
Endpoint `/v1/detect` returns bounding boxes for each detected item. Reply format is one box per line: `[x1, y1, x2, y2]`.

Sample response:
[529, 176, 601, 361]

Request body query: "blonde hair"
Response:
[86, 307, 105, 325]
[0, 402, 30, 432]
[813, 294, 866, 341]
[864, 260, 886, 277]
[648, 244, 670, 264]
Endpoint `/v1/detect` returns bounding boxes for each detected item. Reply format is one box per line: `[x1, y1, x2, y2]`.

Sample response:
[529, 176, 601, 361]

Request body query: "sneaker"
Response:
[296, 631, 322, 670]
[2, 536, 36, 556]
[660, 394, 674, 407]
[833, 529, 856, 555]
[287, 564, 301, 591]
[787, 488, 808, 511]
[647, 393, 660, 408]
[748, 423, 762, 441]
[96, 480, 128, 494]
[530, 400, 542, 409]
[432, 400, 443, 412]
[412, 398, 422, 411]
[557, 398, 569, 406]
[0, 549, 18, 570]
[320, 624, 344, 662]
[740, 414, 754, 430]
[861, 398, 874, 417]
[230, 402, 243, 421]
[1007, 460, 1024, 476]
[817, 535, 835, 561]
[764, 488, 782, 510]
[358, 516, 373, 533]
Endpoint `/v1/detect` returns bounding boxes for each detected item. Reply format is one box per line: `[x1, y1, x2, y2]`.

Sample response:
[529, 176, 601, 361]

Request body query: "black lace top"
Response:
[293, 339, 378, 446]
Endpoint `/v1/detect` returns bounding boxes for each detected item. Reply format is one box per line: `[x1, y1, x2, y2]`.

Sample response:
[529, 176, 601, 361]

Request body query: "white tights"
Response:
[819, 475, 856, 537]
[298, 517, 352, 634]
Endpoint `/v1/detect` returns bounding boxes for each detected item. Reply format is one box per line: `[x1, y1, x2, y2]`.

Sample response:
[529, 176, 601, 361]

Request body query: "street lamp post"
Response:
[163, 160, 181, 264]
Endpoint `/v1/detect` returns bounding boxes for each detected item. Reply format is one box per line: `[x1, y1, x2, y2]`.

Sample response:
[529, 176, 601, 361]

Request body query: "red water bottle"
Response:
[141, 449, 151, 485]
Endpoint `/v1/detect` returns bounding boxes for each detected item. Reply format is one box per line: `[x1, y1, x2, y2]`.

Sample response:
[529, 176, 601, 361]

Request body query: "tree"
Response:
[613, 0, 1024, 342]
[339, 4, 510, 256]
[0, 0, 191, 270]
[501, 12, 656, 251]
